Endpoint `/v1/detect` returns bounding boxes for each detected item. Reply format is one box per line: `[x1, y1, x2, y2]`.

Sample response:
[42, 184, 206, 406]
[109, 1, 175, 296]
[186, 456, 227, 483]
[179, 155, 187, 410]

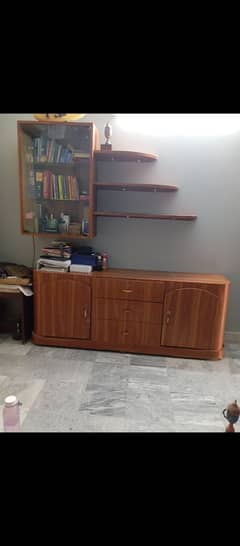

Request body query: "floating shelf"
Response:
[94, 183, 178, 192]
[94, 212, 197, 221]
[41, 198, 88, 202]
[94, 150, 158, 162]
[24, 232, 89, 239]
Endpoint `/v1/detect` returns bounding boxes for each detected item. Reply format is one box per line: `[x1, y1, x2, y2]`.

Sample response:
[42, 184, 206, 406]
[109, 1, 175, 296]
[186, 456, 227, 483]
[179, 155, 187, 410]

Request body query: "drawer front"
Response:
[94, 298, 162, 324]
[93, 319, 161, 348]
[93, 278, 165, 302]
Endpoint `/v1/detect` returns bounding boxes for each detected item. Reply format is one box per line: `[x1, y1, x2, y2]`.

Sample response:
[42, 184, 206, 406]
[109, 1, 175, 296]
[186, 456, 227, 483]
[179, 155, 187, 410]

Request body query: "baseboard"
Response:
[225, 331, 240, 343]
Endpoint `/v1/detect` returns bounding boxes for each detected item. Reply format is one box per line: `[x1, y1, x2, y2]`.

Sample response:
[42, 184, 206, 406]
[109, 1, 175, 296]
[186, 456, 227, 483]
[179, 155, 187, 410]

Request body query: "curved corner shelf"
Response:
[94, 183, 178, 192]
[94, 212, 197, 221]
[94, 148, 197, 224]
[94, 150, 158, 162]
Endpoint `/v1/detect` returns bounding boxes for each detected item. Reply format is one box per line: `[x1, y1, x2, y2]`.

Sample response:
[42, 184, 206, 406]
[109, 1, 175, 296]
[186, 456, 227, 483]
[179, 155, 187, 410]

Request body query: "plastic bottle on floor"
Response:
[3, 395, 21, 432]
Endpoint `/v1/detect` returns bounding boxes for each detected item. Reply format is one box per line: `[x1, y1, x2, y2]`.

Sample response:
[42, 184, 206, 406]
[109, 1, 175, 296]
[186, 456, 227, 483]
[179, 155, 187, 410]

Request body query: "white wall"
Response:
[0, 113, 239, 330]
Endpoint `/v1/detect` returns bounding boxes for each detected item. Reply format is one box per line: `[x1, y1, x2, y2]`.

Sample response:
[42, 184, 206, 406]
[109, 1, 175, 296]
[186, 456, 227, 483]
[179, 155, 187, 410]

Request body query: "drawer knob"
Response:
[123, 331, 129, 335]
[121, 289, 133, 294]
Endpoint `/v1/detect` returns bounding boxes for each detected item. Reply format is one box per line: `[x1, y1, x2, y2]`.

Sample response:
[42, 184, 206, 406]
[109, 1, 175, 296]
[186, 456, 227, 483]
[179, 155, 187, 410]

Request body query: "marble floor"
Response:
[0, 333, 240, 432]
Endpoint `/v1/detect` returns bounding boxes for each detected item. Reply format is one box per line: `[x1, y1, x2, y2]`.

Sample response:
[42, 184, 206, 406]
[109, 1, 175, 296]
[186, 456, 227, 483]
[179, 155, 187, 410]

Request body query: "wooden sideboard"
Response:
[32, 269, 230, 360]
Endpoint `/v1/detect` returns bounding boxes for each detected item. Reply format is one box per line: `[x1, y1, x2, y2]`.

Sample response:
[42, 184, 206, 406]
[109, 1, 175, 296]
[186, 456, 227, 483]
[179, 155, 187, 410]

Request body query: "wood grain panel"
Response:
[34, 272, 91, 339]
[94, 299, 162, 323]
[32, 331, 224, 360]
[91, 270, 229, 284]
[92, 319, 161, 347]
[93, 278, 165, 302]
[161, 284, 226, 350]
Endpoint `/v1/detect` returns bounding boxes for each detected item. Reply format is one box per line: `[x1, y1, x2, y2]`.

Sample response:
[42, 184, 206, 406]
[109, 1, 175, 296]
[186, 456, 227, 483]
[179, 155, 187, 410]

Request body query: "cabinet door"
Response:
[34, 273, 91, 339]
[161, 284, 225, 350]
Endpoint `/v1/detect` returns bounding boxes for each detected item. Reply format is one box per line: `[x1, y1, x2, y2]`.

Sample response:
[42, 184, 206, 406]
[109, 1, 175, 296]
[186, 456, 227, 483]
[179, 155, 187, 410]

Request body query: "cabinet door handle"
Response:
[123, 331, 129, 335]
[121, 289, 133, 294]
[82, 307, 88, 320]
[166, 310, 171, 324]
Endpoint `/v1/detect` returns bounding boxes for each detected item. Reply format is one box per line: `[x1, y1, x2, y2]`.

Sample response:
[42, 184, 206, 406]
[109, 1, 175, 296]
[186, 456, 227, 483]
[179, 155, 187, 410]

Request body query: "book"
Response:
[37, 258, 71, 268]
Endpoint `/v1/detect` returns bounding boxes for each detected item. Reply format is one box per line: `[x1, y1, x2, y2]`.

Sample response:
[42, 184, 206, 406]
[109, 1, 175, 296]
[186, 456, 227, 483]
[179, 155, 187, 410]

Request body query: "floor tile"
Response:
[1, 338, 240, 433]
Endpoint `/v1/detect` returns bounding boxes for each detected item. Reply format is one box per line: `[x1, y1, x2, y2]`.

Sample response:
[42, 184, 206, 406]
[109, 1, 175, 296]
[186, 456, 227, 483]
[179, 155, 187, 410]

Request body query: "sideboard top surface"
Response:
[34, 268, 230, 285]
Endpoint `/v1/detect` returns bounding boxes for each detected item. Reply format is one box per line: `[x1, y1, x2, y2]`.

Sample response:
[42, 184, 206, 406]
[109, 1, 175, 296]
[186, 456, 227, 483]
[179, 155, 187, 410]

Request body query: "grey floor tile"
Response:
[31, 379, 85, 414]
[73, 415, 127, 432]
[174, 423, 224, 433]
[90, 361, 129, 385]
[128, 364, 168, 380]
[224, 344, 240, 359]
[168, 368, 233, 398]
[27, 344, 97, 363]
[1, 337, 240, 433]
[79, 385, 127, 417]
[0, 338, 32, 356]
[0, 354, 94, 383]
[166, 357, 230, 373]
[130, 355, 168, 368]
[228, 358, 240, 375]
[127, 419, 175, 432]
[95, 351, 130, 366]
[22, 408, 73, 432]
[126, 381, 172, 422]
[22, 408, 127, 432]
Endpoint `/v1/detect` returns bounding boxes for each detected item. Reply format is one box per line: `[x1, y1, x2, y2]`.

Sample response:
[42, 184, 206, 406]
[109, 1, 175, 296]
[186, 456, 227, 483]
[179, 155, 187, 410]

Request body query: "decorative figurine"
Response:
[223, 400, 240, 432]
[45, 213, 58, 233]
[101, 122, 112, 151]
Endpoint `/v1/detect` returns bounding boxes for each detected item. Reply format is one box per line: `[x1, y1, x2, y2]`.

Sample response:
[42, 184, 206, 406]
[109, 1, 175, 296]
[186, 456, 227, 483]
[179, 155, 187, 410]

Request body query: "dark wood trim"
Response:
[94, 150, 158, 162]
[94, 212, 198, 220]
[94, 183, 178, 192]
[37, 268, 230, 284]
[32, 332, 224, 360]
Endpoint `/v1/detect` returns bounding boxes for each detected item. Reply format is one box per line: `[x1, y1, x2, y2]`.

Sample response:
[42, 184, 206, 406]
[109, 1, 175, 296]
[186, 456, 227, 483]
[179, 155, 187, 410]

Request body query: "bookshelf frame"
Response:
[17, 120, 99, 239]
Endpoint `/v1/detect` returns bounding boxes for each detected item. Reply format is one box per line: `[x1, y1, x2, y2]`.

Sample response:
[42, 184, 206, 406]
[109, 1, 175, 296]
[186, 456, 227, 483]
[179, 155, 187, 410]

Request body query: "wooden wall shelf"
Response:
[95, 151, 158, 162]
[94, 183, 178, 192]
[94, 212, 197, 221]
[18, 121, 197, 237]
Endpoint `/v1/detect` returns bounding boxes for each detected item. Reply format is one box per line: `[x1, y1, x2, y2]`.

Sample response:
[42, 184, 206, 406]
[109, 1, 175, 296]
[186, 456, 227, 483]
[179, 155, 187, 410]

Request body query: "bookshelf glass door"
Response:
[18, 122, 93, 238]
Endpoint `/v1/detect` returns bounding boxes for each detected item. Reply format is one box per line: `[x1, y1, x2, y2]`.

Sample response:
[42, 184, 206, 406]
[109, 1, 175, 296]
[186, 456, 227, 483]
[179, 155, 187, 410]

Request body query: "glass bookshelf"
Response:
[17, 121, 98, 239]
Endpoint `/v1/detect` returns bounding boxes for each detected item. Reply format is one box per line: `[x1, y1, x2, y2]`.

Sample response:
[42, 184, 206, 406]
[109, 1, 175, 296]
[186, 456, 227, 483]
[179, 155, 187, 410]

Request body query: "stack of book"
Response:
[37, 241, 72, 272]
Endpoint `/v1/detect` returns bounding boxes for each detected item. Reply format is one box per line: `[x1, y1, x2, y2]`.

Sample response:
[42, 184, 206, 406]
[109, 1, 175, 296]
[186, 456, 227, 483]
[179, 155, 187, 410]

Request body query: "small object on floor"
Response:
[223, 400, 240, 432]
[3, 395, 21, 432]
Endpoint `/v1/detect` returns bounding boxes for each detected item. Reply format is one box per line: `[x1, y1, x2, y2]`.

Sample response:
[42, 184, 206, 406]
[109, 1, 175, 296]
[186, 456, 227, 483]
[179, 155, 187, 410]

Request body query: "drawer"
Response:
[93, 319, 161, 347]
[93, 278, 165, 302]
[94, 298, 163, 324]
